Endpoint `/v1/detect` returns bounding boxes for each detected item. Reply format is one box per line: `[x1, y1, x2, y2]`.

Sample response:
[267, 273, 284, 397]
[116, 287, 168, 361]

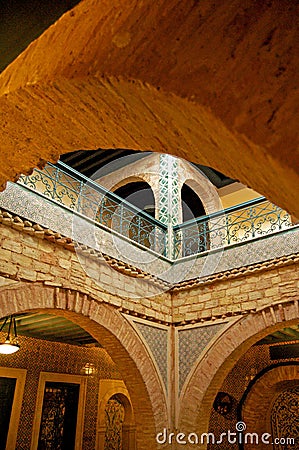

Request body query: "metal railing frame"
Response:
[17, 162, 295, 261]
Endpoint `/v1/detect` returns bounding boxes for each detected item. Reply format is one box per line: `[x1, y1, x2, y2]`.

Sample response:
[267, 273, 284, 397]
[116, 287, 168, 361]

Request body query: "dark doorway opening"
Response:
[38, 382, 80, 450]
[181, 184, 205, 222]
[0, 377, 16, 450]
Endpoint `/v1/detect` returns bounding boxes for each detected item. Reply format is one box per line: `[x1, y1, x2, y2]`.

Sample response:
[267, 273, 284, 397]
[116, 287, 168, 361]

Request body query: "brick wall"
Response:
[0, 223, 172, 322]
[172, 260, 299, 322]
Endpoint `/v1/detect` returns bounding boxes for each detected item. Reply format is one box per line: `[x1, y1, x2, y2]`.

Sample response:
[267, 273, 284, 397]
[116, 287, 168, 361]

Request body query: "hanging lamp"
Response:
[0, 315, 20, 354]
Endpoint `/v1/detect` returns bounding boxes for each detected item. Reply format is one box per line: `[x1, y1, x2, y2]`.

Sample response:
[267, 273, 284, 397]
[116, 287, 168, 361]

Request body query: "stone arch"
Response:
[109, 176, 153, 194]
[183, 177, 221, 216]
[179, 302, 299, 447]
[0, 282, 168, 450]
[181, 183, 206, 222]
[239, 363, 299, 449]
[112, 179, 156, 217]
[0, 0, 298, 217]
[95, 154, 160, 218]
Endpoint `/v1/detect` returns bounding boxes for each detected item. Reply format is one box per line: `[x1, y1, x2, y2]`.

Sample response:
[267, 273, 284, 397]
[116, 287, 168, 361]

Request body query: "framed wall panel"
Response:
[31, 372, 87, 450]
[0, 367, 27, 450]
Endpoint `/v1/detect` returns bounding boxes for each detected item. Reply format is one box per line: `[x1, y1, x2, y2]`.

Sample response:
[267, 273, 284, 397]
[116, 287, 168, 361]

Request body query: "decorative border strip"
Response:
[172, 253, 299, 291]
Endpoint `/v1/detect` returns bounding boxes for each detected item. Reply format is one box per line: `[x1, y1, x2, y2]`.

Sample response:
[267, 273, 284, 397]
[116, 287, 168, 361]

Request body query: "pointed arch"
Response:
[179, 301, 299, 447]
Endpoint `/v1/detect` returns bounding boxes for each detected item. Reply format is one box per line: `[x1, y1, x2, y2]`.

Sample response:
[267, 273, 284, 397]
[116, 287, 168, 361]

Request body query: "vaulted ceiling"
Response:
[0, 0, 298, 216]
[0, 1, 81, 73]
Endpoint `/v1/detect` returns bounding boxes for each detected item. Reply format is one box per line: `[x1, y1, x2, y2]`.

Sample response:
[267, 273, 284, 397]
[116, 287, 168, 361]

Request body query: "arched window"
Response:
[181, 183, 206, 222]
[113, 182, 155, 218]
[179, 183, 209, 256]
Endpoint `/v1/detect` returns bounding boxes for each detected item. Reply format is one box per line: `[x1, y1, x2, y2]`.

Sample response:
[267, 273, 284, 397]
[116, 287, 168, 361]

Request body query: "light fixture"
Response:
[81, 362, 96, 375]
[0, 315, 20, 354]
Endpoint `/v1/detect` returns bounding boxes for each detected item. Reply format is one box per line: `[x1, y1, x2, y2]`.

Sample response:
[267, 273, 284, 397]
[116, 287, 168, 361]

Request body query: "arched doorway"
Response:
[97, 179, 157, 251]
[113, 181, 155, 218]
[181, 183, 206, 223]
[0, 282, 168, 450]
[179, 183, 209, 256]
[238, 363, 299, 450]
[179, 301, 299, 449]
[113, 181, 156, 250]
[97, 379, 136, 450]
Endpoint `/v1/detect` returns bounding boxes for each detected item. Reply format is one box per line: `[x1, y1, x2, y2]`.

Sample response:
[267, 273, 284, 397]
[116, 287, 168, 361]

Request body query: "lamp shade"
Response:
[0, 340, 20, 354]
[0, 315, 20, 354]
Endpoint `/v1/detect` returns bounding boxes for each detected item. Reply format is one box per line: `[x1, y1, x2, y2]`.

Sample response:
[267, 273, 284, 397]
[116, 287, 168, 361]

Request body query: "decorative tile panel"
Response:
[159, 154, 180, 226]
[105, 397, 124, 450]
[180, 228, 299, 282]
[178, 323, 225, 392]
[134, 321, 168, 391]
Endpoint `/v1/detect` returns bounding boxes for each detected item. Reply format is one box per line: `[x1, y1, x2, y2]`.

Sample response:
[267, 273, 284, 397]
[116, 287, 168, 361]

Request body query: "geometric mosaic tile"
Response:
[186, 228, 299, 281]
[178, 323, 226, 392]
[159, 154, 179, 226]
[134, 321, 169, 391]
[159, 154, 180, 258]
[221, 230, 299, 270]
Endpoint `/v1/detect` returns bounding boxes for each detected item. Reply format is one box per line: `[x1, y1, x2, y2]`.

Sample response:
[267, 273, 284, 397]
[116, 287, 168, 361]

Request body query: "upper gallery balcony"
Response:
[0, 154, 297, 283]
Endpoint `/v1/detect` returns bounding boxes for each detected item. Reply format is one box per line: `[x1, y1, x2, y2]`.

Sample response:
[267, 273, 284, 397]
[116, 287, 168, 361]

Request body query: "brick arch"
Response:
[0, 282, 168, 450]
[95, 154, 160, 215]
[179, 302, 299, 447]
[240, 363, 299, 448]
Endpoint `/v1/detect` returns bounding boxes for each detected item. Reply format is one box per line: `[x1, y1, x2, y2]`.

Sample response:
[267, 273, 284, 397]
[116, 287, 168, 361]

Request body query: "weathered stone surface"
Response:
[0, 0, 298, 216]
